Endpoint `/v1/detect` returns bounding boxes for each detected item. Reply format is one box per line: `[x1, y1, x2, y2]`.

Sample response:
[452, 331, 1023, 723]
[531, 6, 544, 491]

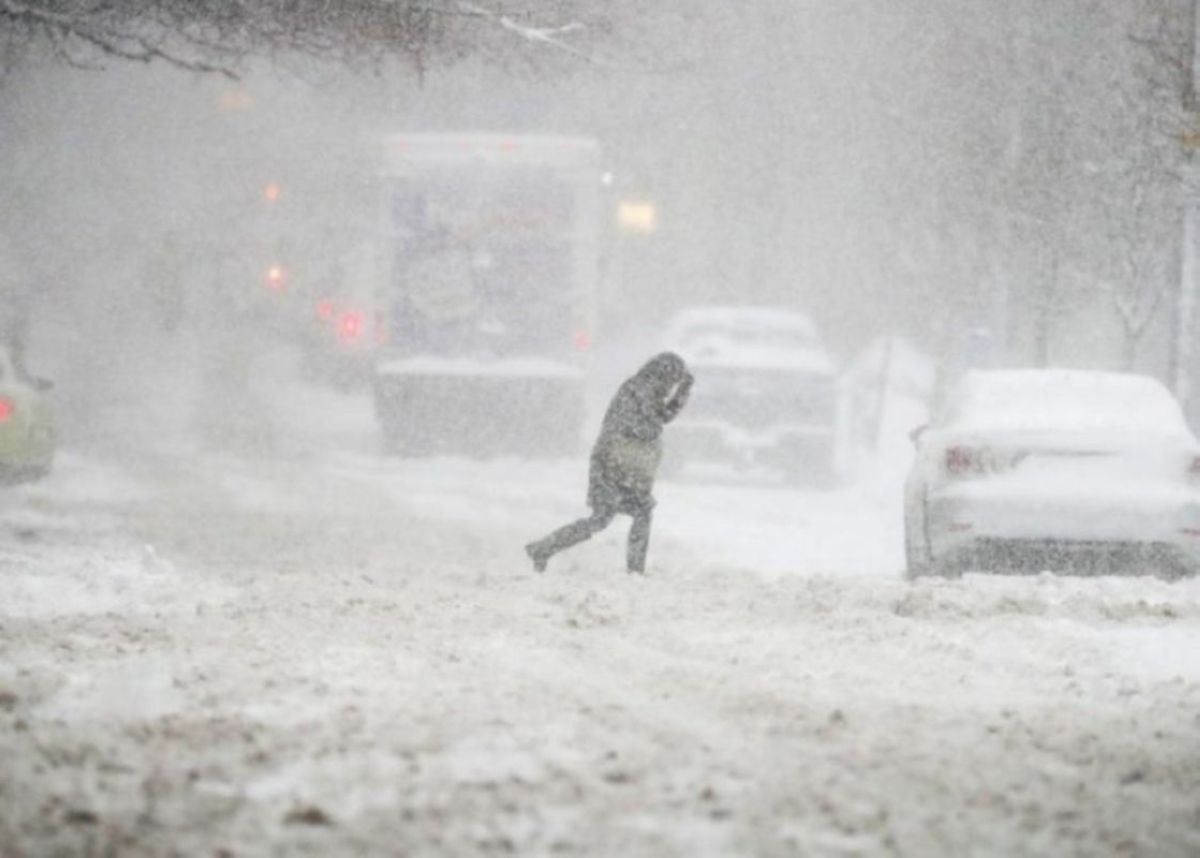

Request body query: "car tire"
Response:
[1157, 555, 1198, 581]
[931, 554, 967, 579]
[903, 512, 932, 579]
[905, 500, 966, 579]
[904, 485, 932, 579]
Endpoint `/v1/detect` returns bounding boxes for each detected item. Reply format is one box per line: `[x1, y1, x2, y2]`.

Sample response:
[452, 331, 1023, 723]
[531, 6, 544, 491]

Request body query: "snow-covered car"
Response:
[0, 344, 54, 482]
[904, 369, 1200, 579]
[661, 305, 838, 484]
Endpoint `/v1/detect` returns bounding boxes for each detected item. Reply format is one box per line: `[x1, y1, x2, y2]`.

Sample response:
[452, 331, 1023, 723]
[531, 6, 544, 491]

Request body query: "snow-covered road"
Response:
[1, 438, 1198, 856]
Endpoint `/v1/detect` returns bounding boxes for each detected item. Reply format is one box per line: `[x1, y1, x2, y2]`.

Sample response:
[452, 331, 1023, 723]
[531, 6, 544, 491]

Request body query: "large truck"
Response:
[373, 133, 602, 456]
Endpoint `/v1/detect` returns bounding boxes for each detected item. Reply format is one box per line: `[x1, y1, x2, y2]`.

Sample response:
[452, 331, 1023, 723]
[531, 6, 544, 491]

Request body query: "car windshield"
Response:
[944, 371, 1191, 439]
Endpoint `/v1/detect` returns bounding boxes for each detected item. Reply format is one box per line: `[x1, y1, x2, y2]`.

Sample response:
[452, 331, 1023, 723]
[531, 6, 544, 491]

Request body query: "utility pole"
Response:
[1172, 0, 1200, 415]
[1189, 0, 1199, 111]
[1177, 203, 1198, 402]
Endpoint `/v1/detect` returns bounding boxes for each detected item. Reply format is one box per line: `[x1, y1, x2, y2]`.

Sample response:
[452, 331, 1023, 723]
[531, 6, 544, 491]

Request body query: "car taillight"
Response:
[339, 310, 364, 341]
[574, 330, 591, 350]
[945, 446, 984, 476]
[0, 397, 13, 422]
[316, 299, 335, 321]
[265, 264, 285, 291]
[944, 446, 1022, 477]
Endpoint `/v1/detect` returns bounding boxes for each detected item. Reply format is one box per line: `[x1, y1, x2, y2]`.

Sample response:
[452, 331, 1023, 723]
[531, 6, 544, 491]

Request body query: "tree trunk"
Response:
[1122, 323, 1139, 370]
[1033, 311, 1051, 368]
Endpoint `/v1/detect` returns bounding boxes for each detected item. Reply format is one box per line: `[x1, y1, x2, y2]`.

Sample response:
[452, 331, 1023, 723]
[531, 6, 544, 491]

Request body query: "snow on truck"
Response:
[373, 133, 601, 456]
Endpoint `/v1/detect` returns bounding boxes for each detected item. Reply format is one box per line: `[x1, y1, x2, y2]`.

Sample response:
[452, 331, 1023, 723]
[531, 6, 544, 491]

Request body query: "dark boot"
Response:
[524, 541, 549, 573]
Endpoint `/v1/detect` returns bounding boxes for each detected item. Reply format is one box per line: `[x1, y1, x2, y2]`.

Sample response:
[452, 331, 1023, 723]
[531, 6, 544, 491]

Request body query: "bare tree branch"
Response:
[0, 0, 607, 78]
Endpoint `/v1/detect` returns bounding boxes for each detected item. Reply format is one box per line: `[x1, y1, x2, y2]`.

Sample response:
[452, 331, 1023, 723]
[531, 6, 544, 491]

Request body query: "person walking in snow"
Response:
[525, 352, 694, 575]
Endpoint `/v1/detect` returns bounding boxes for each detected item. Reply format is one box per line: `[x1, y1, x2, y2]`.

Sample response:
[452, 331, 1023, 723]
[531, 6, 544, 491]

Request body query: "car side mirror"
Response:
[909, 424, 929, 447]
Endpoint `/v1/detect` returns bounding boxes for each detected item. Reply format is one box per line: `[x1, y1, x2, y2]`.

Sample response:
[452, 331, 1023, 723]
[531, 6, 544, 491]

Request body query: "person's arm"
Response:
[660, 372, 694, 424]
[626, 383, 664, 439]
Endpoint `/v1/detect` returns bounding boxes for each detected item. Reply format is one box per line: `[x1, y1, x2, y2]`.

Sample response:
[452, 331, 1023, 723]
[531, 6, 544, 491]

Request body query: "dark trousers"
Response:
[531, 499, 655, 572]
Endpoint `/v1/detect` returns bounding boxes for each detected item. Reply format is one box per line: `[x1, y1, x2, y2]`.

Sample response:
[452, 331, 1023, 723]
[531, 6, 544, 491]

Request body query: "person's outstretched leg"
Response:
[526, 508, 615, 572]
[626, 498, 655, 574]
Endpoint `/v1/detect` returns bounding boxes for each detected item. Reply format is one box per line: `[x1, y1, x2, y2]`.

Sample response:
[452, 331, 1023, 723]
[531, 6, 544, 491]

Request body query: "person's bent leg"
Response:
[526, 508, 615, 572]
[626, 498, 655, 574]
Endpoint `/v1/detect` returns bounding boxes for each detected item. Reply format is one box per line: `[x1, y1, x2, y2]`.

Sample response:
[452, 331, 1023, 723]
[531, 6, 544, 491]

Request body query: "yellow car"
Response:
[0, 345, 54, 482]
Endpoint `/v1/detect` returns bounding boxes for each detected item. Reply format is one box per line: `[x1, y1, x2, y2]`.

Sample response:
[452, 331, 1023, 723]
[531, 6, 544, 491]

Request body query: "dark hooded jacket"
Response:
[588, 352, 693, 513]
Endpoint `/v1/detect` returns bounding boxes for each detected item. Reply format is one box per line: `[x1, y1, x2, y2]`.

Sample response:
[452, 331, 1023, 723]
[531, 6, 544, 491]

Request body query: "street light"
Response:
[617, 201, 658, 234]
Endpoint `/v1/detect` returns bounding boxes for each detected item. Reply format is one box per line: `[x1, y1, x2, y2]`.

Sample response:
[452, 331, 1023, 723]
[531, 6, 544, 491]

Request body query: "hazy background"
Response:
[2, 0, 1196, 447]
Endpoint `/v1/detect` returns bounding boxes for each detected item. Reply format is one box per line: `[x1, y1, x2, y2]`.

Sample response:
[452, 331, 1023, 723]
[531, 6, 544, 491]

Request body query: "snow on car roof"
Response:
[663, 305, 834, 373]
[946, 369, 1193, 439]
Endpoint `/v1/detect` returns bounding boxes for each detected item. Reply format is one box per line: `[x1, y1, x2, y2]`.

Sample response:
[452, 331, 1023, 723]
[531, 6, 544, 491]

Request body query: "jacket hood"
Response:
[636, 352, 689, 387]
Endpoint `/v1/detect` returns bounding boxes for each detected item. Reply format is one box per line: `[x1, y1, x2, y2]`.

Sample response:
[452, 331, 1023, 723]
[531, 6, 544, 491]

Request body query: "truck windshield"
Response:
[386, 166, 576, 359]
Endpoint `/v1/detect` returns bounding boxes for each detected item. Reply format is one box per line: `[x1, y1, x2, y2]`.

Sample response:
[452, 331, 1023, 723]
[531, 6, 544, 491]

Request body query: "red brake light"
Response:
[265, 265, 285, 291]
[573, 330, 591, 350]
[944, 446, 1020, 477]
[945, 446, 983, 475]
[339, 311, 364, 341]
[0, 397, 12, 422]
[316, 300, 335, 321]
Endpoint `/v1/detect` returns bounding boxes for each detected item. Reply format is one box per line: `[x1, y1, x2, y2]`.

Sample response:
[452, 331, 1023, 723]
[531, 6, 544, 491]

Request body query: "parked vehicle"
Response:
[0, 344, 54, 482]
[372, 133, 601, 456]
[904, 369, 1200, 579]
[661, 305, 838, 485]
